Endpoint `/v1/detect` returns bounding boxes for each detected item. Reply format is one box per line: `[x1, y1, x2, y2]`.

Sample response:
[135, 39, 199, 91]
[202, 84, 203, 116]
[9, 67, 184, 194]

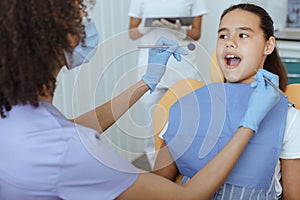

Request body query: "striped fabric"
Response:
[182, 175, 279, 200]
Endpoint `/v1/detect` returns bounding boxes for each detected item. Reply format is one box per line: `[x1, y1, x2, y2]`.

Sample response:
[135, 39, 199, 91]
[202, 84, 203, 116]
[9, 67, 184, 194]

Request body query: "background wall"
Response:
[53, 0, 289, 162]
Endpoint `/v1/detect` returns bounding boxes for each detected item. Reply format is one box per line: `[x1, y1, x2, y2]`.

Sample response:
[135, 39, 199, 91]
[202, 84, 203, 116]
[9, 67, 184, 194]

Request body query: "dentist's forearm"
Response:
[73, 80, 150, 133]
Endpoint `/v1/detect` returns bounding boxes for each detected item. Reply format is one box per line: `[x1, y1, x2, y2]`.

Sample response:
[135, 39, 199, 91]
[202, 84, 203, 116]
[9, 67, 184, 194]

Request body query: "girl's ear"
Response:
[264, 36, 275, 55]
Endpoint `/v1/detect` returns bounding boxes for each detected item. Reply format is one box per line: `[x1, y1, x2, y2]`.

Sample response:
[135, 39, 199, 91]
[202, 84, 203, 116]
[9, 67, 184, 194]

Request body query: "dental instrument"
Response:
[137, 42, 196, 51]
[263, 76, 287, 97]
[255, 69, 287, 97]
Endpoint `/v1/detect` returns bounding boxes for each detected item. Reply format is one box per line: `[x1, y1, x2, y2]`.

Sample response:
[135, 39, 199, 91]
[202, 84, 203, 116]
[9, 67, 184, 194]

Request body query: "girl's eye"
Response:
[219, 34, 228, 39]
[239, 33, 248, 38]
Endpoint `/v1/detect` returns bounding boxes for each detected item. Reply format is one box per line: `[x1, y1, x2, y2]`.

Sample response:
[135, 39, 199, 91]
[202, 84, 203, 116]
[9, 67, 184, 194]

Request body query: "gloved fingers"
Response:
[150, 37, 187, 62]
[175, 19, 182, 29]
[250, 81, 258, 88]
[160, 19, 177, 29]
[258, 69, 279, 87]
[250, 71, 260, 88]
[148, 37, 175, 56]
[164, 46, 187, 62]
[172, 53, 182, 62]
[152, 20, 165, 27]
[175, 47, 188, 55]
[154, 37, 187, 55]
[138, 24, 152, 34]
[154, 36, 176, 46]
[167, 45, 188, 55]
[255, 70, 279, 98]
[164, 44, 188, 56]
[255, 70, 266, 90]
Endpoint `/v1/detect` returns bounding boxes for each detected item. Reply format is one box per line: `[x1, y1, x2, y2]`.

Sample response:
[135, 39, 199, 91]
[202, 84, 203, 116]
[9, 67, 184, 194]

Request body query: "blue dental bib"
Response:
[163, 82, 288, 189]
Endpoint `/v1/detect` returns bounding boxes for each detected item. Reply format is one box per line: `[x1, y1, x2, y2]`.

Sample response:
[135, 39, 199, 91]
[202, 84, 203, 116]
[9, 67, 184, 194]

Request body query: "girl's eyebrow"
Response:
[218, 27, 227, 33]
[218, 26, 254, 33]
[239, 27, 254, 32]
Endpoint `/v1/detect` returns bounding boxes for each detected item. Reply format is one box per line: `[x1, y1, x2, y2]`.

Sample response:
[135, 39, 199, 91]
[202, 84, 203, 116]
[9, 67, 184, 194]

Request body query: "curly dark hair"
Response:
[0, 0, 89, 118]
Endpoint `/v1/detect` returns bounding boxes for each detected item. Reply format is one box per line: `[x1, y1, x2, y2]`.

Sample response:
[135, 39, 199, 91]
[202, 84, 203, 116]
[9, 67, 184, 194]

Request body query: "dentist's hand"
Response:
[142, 37, 188, 93]
[138, 23, 153, 35]
[239, 69, 281, 132]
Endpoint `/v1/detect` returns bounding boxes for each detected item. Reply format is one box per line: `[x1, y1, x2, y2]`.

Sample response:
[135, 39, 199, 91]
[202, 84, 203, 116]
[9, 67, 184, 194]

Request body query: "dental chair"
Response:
[285, 84, 300, 109]
[209, 49, 225, 83]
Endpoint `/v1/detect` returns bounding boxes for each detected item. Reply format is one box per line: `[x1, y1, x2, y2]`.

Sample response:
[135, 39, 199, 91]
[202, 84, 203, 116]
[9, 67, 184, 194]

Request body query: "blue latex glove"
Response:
[239, 69, 281, 132]
[142, 37, 188, 92]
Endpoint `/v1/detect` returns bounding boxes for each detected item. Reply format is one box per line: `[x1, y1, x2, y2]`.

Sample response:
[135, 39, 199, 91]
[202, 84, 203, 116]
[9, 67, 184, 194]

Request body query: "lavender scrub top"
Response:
[0, 101, 138, 200]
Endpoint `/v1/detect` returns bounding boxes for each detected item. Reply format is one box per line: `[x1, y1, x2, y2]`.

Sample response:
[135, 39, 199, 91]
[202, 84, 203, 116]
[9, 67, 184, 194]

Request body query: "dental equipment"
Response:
[137, 42, 196, 51]
[263, 76, 287, 97]
[255, 69, 287, 97]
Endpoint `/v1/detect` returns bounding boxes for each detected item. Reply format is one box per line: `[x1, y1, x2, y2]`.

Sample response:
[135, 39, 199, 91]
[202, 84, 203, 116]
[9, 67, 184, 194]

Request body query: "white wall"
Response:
[243, 0, 288, 30]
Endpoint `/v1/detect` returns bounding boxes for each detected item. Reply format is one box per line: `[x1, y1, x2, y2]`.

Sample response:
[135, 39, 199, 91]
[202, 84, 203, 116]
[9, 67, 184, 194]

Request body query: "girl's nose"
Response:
[225, 39, 237, 49]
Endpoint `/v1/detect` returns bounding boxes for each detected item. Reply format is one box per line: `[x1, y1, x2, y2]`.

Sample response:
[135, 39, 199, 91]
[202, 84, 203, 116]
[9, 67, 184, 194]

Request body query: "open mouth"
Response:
[225, 54, 241, 68]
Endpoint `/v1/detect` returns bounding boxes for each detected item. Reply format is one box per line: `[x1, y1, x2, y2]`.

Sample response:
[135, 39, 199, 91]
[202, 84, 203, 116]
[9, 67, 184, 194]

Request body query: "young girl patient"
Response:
[154, 3, 300, 200]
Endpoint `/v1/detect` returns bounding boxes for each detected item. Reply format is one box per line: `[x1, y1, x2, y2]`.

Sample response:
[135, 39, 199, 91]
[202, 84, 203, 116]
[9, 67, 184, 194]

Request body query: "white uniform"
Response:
[128, 0, 208, 168]
[275, 106, 300, 198]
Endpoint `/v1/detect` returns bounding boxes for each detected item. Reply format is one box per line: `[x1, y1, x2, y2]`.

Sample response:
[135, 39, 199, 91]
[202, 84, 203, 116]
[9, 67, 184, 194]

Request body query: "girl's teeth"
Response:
[226, 54, 235, 58]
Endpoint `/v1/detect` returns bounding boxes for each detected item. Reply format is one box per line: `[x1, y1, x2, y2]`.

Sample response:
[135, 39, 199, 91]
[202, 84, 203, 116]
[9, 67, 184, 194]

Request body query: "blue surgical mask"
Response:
[64, 19, 99, 69]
